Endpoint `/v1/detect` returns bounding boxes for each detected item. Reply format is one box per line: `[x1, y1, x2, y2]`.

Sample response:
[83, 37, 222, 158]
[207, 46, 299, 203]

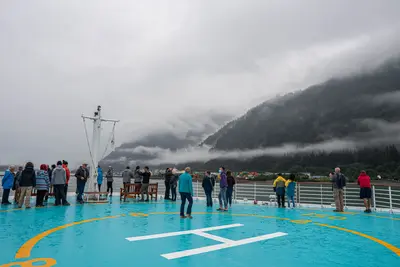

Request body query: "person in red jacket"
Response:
[357, 170, 372, 213]
[62, 160, 71, 196]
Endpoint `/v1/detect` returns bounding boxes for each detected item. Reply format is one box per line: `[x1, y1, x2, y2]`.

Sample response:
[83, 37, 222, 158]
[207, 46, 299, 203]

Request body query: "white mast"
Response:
[82, 105, 119, 193]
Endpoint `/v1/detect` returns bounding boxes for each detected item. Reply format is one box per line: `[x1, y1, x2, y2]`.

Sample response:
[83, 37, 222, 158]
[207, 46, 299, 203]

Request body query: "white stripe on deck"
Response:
[125, 223, 244, 242]
[161, 232, 288, 260]
[193, 231, 234, 243]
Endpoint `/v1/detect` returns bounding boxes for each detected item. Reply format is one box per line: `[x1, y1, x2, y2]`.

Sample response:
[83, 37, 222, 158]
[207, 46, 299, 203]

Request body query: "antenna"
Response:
[82, 106, 119, 193]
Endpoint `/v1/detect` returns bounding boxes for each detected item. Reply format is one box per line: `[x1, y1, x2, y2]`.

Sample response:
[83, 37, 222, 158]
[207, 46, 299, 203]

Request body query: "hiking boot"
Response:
[187, 215, 193, 219]
[180, 215, 186, 219]
[63, 203, 71, 206]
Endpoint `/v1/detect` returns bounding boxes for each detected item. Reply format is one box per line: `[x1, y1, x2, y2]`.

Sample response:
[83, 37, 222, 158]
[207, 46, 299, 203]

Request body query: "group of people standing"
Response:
[96, 165, 114, 196]
[330, 167, 372, 213]
[164, 168, 178, 201]
[120, 166, 152, 201]
[178, 166, 236, 218]
[1, 161, 92, 207]
[273, 173, 297, 208]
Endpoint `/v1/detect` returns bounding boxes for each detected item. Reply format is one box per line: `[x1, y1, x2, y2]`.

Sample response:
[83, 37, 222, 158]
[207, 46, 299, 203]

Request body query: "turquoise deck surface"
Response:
[0, 197, 399, 267]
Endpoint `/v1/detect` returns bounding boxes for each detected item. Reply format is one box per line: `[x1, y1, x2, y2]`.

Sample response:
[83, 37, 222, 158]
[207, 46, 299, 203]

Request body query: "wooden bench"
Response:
[31, 186, 55, 197]
[120, 183, 158, 202]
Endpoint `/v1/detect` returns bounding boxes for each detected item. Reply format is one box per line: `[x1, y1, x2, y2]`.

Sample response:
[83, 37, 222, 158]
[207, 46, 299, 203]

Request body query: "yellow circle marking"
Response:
[6, 208, 400, 262]
[314, 223, 400, 256]
[15, 215, 122, 259]
[129, 212, 148, 217]
[0, 258, 56, 267]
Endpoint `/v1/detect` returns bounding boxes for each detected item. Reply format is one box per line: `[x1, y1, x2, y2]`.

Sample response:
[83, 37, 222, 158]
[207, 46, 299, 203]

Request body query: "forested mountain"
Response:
[197, 58, 400, 177]
[203, 59, 400, 150]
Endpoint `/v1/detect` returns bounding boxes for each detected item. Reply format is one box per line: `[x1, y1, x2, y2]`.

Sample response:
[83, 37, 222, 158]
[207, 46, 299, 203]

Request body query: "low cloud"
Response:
[372, 91, 400, 105]
[145, 139, 356, 165]
[106, 119, 400, 166]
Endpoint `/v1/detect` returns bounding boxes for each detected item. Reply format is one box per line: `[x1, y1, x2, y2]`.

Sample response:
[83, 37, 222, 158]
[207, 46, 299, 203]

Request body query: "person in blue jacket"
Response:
[179, 167, 194, 219]
[97, 165, 103, 192]
[2, 166, 15, 204]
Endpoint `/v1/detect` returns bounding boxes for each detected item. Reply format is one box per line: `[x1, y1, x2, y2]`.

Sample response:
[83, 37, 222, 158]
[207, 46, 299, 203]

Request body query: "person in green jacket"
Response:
[179, 167, 193, 219]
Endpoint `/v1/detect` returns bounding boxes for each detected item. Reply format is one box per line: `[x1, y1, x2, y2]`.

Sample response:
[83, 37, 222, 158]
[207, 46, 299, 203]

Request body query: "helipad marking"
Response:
[125, 223, 243, 241]
[125, 223, 288, 260]
[161, 232, 288, 260]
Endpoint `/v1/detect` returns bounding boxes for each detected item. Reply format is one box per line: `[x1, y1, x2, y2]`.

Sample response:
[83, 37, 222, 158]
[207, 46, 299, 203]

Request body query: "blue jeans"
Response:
[180, 192, 193, 216]
[287, 195, 295, 208]
[218, 187, 227, 208]
[77, 180, 86, 202]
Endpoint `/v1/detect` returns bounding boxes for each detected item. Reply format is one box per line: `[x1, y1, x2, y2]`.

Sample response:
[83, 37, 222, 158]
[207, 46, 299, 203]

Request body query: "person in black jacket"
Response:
[75, 163, 89, 204]
[226, 171, 236, 207]
[164, 168, 172, 200]
[18, 162, 36, 208]
[202, 171, 215, 207]
[170, 172, 178, 201]
[139, 167, 151, 202]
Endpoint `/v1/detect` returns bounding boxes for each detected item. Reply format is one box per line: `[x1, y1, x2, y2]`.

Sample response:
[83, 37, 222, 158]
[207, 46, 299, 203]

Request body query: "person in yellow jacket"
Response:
[273, 174, 287, 208]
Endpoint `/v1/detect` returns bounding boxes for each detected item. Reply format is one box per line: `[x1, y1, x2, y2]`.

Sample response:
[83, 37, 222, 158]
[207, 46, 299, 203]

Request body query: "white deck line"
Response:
[192, 231, 234, 244]
[161, 232, 288, 260]
[125, 223, 243, 241]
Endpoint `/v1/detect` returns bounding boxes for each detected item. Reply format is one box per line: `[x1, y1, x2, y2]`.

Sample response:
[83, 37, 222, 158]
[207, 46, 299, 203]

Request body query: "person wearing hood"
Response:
[217, 167, 228, 211]
[36, 164, 50, 207]
[18, 162, 36, 208]
[106, 166, 114, 197]
[285, 174, 296, 208]
[62, 160, 71, 196]
[164, 168, 173, 200]
[13, 166, 23, 204]
[2, 165, 15, 205]
[273, 174, 287, 208]
[97, 165, 103, 192]
[358, 170, 372, 213]
[202, 171, 214, 207]
[75, 163, 89, 204]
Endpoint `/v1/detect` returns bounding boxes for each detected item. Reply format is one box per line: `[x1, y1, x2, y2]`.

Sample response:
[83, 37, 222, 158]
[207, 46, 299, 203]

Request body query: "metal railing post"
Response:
[320, 184, 323, 208]
[344, 187, 347, 210]
[372, 185, 376, 211]
[389, 186, 393, 214]
[196, 180, 199, 198]
[254, 183, 257, 200]
[298, 183, 301, 207]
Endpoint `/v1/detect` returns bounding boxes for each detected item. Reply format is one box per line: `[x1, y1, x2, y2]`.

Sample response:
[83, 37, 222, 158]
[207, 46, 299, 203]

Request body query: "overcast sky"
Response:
[1, 0, 400, 168]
